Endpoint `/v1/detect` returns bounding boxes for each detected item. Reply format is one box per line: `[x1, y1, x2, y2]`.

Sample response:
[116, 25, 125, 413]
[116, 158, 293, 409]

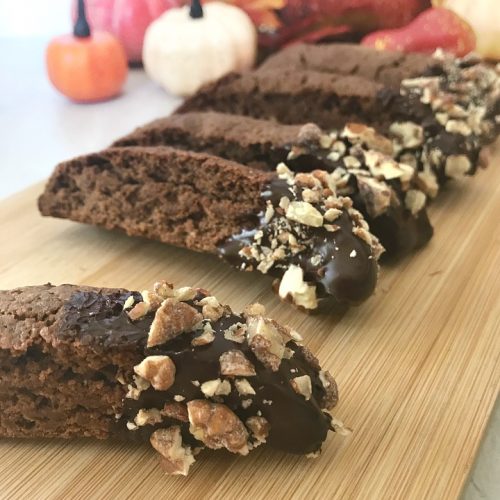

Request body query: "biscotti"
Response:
[0, 281, 341, 475]
[259, 44, 443, 88]
[177, 55, 498, 187]
[114, 112, 433, 258]
[38, 146, 383, 311]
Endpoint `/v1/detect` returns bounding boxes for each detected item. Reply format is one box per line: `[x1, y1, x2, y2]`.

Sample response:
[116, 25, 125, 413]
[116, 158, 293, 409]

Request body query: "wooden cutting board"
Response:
[0, 147, 499, 500]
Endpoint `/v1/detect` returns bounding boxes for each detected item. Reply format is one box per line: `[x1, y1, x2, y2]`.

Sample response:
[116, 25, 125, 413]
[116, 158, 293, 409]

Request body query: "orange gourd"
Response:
[46, 0, 128, 102]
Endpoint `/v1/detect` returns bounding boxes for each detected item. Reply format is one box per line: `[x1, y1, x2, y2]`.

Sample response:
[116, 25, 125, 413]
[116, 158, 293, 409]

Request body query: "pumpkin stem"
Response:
[190, 0, 203, 19]
[74, 0, 91, 38]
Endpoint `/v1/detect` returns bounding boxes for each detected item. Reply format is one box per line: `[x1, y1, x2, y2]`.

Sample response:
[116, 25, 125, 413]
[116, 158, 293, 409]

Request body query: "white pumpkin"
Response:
[143, 0, 257, 96]
[433, 0, 500, 60]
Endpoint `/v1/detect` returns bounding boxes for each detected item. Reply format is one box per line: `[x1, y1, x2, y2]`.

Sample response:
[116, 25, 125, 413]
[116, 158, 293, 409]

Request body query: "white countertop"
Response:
[0, 33, 498, 500]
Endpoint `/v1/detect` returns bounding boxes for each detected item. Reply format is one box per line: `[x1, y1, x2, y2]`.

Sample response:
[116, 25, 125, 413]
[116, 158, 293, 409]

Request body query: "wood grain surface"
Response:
[0, 146, 499, 500]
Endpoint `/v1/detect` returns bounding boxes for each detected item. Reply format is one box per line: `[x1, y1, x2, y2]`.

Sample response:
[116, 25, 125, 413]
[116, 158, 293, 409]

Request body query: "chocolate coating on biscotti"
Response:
[39, 146, 382, 310]
[0, 283, 340, 475]
[178, 56, 498, 185]
[112, 112, 432, 258]
[219, 174, 382, 309]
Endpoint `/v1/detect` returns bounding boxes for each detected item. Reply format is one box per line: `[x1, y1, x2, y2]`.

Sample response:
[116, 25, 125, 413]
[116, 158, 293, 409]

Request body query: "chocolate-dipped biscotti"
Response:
[38, 147, 383, 311]
[114, 112, 433, 258]
[177, 50, 499, 188]
[0, 281, 341, 475]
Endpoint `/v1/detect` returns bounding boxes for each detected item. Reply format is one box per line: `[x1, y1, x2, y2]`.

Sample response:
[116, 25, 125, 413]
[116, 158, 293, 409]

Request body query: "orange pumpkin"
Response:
[46, 0, 128, 102]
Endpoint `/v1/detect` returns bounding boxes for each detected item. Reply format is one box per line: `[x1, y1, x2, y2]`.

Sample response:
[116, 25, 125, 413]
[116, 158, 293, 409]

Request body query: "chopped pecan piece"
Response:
[246, 416, 270, 446]
[147, 298, 202, 347]
[187, 400, 249, 455]
[134, 355, 176, 391]
[150, 426, 195, 476]
[220, 351, 256, 377]
[162, 402, 189, 422]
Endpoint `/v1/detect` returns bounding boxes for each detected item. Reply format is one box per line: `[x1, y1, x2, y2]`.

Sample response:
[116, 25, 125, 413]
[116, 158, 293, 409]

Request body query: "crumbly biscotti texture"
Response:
[259, 44, 434, 88]
[176, 70, 403, 133]
[38, 146, 271, 253]
[0, 284, 140, 439]
[113, 111, 304, 171]
[176, 68, 495, 186]
[38, 146, 382, 310]
[112, 112, 433, 258]
[0, 282, 339, 475]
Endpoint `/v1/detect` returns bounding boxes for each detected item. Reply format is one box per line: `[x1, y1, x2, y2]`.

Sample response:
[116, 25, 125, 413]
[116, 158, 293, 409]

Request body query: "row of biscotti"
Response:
[38, 146, 383, 312]
[178, 44, 499, 187]
[114, 111, 434, 258]
[38, 46, 500, 314]
[0, 281, 343, 475]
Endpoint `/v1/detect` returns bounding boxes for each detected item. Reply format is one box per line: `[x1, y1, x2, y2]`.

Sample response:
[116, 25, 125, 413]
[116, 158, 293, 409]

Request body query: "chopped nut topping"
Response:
[264, 202, 274, 223]
[150, 426, 195, 476]
[198, 295, 225, 322]
[191, 324, 215, 347]
[126, 374, 150, 400]
[220, 351, 256, 377]
[141, 289, 162, 310]
[445, 155, 471, 178]
[135, 408, 163, 427]
[224, 322, 247, 343]
[122, 295, 134, 310]
[127, 301, 150, 321]
[356, 176, 391, 218]
[246, 315, 290, 371]
[162, 402, 189, 422]
[147, 298, 202, 348]
[290, 375, 312, 400]
[342, 122, 393, 155]
[365, 150, 414, 182]
[319, 370, 339, 410]
[241, 399, 252, 409]
[173, 286, 197, 302]
[278, 265, 318, 310]
[416, 169, 439, 198]
[405, 189, 427, 215]
[276, 162, 294, 182]
[187, 400, 249, 455]
[324, 208, 343, 222]
[389, 121, 424, 149]
[134, 355, 176, 391]
[246, 416, 270, 446]
[296, 123, 323, 145]
[445, 119, 472, 136]
[200, 378, 231, 398]
[286, 201, 323, 227]
[234, 378, 256, 396]
[153, 280, 174, 298]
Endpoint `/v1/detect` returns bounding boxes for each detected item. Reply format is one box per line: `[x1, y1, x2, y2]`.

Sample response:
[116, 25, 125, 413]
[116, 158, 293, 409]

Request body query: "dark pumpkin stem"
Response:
[74, 0, 91, 38]
[190, 0, 203, 19]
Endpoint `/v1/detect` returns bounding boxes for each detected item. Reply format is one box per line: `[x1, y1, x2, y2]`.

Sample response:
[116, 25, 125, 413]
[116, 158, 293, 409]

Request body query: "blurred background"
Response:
[1, 0, 499, 198]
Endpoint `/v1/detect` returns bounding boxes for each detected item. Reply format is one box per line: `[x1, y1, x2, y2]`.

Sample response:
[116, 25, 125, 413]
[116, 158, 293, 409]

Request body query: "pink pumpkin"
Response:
[71, 0, 180, 63]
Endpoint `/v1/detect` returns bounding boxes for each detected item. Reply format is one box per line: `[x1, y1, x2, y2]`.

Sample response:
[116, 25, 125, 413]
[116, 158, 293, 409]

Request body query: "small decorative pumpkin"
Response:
[71, 0, 180, 63]
[143, 0, 257, 96]
[433, 0, 500, 60]
[47, 0, 128, 102]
